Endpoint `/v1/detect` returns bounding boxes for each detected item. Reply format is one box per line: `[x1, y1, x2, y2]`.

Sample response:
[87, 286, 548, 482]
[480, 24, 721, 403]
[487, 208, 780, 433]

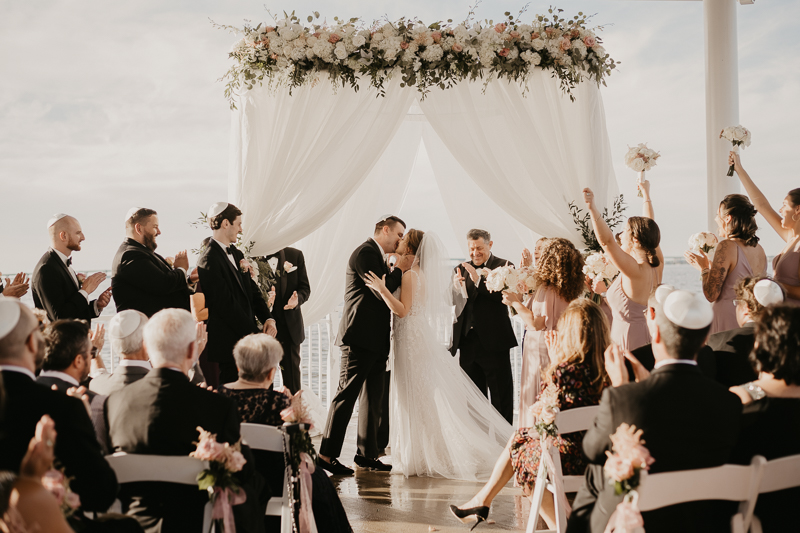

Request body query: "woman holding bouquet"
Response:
[729, 152, 800, 305]
[450, 299, 610, 530]
[684, 192, 767, 333]
[503, 238, 584, 426]
[583, 182, 663, 351]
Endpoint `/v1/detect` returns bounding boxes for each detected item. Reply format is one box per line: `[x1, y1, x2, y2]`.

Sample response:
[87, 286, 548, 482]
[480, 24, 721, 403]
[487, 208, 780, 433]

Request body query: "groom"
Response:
[318, 215, 411, 475]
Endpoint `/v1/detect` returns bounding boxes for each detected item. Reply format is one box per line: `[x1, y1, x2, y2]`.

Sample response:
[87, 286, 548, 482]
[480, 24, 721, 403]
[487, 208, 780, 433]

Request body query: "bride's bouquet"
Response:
[484, 265, 536, 295]
[582, 252, 619, 291]
[687, 231, 718, 257]
[624, 143, 660, 197]
[720, 125, 752, 176]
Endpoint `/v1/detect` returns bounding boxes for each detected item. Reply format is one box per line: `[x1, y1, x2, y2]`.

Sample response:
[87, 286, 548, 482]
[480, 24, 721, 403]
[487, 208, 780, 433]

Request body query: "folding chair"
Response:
[240, 422, 292, 533]
[749, 453, 800, 533]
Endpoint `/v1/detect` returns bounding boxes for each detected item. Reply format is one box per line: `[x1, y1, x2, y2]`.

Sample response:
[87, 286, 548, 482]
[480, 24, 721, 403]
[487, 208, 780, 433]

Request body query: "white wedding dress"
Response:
[389, 233, 513, 481]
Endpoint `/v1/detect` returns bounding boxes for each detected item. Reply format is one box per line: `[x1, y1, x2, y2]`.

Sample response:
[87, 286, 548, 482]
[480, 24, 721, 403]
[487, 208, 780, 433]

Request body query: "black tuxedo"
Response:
[89, 365, 150, 396]
[197, 240, 272, 384]
[111, 238, 192, 317]
[31, 249, 99, 321]
[321, 239, 403, 460]
[698, 322, 757, 388]
[0, 369, 118, 512]
[265, 247, 311, 393]
[631, 343, 717, 381]
[450, 254, 517, 422]
[567, 364, 742, 533]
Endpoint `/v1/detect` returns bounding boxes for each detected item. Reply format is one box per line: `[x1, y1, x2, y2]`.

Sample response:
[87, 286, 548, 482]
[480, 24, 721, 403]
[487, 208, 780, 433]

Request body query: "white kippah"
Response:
[208, 202, 229, 218]
[376, 214, 396, 224]
[663, 290, 714, 330]
[47, 213, 69, 229]
[125, 207, 144, 222]
[0, 299, 22, 340]
[109, 311, 143, 340]
[754, 279, 785, 307]
[654, 284, 675, 304]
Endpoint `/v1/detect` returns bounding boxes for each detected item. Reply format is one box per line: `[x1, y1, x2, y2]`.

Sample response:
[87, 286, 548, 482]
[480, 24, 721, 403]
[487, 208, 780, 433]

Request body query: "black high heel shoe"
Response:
[449, 505, 490, 531]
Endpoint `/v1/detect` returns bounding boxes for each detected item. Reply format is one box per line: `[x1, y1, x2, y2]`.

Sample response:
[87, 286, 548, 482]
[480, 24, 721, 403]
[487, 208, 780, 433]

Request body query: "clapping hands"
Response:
[2, 272, 29, 298]
[21, 415, 56, 479]
[604, 344, 649, 387]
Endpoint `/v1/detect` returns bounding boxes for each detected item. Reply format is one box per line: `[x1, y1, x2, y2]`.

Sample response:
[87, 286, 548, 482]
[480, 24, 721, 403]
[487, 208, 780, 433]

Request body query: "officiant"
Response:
[451, 229, 517, 424]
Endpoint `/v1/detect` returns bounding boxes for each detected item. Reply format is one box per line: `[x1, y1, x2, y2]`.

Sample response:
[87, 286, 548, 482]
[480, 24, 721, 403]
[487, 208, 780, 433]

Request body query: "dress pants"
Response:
[278, 340, 302, 394]
[457, 329, 514, 424]
[376, 370, 391, 454]
[320, 345, 387, 460]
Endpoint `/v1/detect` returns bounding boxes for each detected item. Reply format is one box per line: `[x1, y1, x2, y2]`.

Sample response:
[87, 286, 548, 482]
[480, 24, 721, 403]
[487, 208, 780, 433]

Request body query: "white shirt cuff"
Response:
[79, 289, 90, 302]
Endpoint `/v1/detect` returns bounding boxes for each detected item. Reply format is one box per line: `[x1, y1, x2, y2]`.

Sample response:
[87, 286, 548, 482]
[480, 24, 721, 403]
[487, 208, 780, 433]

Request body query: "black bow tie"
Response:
[226, 245, 237, 256]
[66, 257, 72, 267]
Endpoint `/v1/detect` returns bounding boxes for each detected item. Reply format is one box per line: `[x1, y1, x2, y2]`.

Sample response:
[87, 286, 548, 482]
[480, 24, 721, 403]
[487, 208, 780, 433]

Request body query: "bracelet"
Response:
[701, 268, 710, 277]
[643, 199, 652, 203]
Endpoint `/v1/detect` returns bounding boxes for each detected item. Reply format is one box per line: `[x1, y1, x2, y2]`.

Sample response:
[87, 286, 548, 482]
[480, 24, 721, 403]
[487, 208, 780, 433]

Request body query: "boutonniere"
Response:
[477, 268, 491, 278]
[76, 273, 86, 288]
[283, 261, 297, 274]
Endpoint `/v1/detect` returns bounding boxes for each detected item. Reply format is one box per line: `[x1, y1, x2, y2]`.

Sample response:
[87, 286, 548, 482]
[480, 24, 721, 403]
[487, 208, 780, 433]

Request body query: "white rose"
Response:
[593, 45, 606, 57]
[352, 34, 366, 48]
[531, 38, 546, 51]
[629, 158, 646, 172]
[420, 44, 444, 62]
[291, 47, 306, 61]
[334, 42, 348, 60]
[372, 32, 385, 43]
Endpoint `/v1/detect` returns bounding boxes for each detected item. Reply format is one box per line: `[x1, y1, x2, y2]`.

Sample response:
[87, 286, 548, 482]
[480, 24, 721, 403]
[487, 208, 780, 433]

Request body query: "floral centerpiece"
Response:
[191, 427, 248, 533]
[720, 125, 751, 176]
[602, 423, 655, 532]
[41, 469, 81, 519]
[624, 143, 660, 197]
[688, 231, 718, 257]
[215, 6, 617, 108]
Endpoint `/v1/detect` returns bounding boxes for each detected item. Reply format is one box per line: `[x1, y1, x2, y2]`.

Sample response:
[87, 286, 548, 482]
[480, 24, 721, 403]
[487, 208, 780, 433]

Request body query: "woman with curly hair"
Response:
[503, 238, 584, 426]
[685, 193, 767, 334]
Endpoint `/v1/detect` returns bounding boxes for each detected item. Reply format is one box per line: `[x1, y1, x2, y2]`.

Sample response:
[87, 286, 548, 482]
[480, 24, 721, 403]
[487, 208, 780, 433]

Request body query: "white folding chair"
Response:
[527, 405, 601, 533]
[749, 453, 800, 533]
[634, 455, 766, 533]
[105, 453, 214, 532]
[240, 423, 292, 533]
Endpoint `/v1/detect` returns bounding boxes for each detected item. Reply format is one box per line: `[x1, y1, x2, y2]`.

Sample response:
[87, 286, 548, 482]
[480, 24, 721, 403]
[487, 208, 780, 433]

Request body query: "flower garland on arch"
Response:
[215, 6, 618, 108]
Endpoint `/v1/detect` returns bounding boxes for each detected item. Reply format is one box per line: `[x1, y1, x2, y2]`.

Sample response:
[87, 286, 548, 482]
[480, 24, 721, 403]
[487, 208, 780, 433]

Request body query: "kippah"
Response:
[109, 311, 143, 340]
[654, 284, 675, 304]
[125, 207, 144, 222]
[0, 299, 22, 340]
[663, 290, 713, 330]
[208, 202, 229, 218]
[754, 279, 784, 307]
[47, 213, 69, 229]
[376, 214, 396, 224]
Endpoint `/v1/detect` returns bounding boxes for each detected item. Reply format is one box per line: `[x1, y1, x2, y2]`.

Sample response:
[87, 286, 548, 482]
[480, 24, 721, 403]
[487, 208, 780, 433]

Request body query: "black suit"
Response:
[197, 240, 273, 384]
[0, 369, 118, 512]
[450, 254, 518, 422]
[699, 322, 757, 388]
[105, 368, 259, 533]
[320, 240, 403, 460]
[567, 364, 742, 533]
[111, 238, 192, 317]
[31, 249, 99, 321]
[265, 247, 311, 394]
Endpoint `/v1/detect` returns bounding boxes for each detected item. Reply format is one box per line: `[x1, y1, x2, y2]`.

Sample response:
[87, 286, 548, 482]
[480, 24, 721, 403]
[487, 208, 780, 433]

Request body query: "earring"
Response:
[793, 214, 799, 222]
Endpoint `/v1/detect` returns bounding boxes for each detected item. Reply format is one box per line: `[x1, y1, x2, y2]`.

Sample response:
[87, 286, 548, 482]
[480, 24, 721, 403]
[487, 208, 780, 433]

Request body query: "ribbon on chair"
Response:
[603, 491, 644, 533]
[540, 437, 572, 518]
[212, 486, 247, 533]
[298, 452, 318, 533]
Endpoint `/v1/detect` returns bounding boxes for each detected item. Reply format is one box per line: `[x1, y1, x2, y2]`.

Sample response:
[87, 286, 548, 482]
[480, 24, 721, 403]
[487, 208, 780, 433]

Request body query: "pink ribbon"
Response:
[298, 453, 318, 533]
[540, 437, 572, 521]
[603, 492, 644, 533]
[212, 486, 247, 533]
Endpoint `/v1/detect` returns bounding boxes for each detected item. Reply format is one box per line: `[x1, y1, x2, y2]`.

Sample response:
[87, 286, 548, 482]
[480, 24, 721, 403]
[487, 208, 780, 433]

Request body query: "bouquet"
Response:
[485, 264, 536, 316]
[42, 469, 81, 519]
[583, 252, 619, 290]
[688, 232, 718, 256]
[191, 427, 247, 533]
[602, 424, 655, 533]
[720, 125, 751, 176]
[280, 390, 318, 533]
[529, 382, 560, 442]
[624, 143, 660, 197]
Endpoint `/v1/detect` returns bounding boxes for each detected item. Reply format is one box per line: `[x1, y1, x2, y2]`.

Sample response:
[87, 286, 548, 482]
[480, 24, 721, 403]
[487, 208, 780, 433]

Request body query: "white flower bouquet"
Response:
[720, 125, 751, 176]
[485, 264, 536, 295]
[582, 252, 619, 289]
[688, 231, 718, 256]
[624, 143, 660, 197]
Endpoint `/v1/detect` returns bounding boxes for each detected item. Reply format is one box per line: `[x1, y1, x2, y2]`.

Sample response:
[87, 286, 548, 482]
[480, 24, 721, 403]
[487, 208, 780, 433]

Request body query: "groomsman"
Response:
[451, 229, 517, 424]
[32, 214, 111, 322]
[264, 247, 311, 394]
[111, 207, 198, 317]
[197, 202, 276, 384]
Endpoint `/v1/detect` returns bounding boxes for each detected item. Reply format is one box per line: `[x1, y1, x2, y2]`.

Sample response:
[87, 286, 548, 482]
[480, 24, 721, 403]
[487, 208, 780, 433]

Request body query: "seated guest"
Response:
[699, 277, 785, 388]
[730, 305, 800, 533]
[104, 308, 261, 533]
[566, 289, 742, 533]
[37, 319, 98, 399]
[89, 311, 150, 396]
[220, 334, 352, 533]
[452, 299, 610, 529]
[0, 299, 118, 513]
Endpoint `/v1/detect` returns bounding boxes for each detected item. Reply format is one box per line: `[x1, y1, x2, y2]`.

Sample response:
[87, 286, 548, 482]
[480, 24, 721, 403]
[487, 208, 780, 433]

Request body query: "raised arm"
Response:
[638, 180, 665, 274]
[364, 270, 416, 318]
[582, 188, 642, 279]
[730, 152, 788, 240]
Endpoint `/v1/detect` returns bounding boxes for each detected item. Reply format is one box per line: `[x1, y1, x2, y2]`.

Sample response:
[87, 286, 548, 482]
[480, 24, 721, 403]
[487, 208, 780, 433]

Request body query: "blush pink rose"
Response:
[531, 32, 540, 40]
[313, 32, 320, 38]
[540, 406, 558, 424]
[604, 455, 634, 482]
[495, 23, 507, 33]
[65, 492, 81, 510]
[545, 27, 555, 36]
[498, 48, 510, 57]
[328, 34, 341, 44]
[431, 31, 442, 43]
[194, 437, 226, 461]
[270, 53, 278, 60]
[451, 43, 463, 52]
[265, 26, 275, 33]
[42, 471, 66, 505]
[560, 38, 571, 51]
[509, 30, 520, 39]
[400, 41, 409, 49]
[225, 450, 247, 472]
[625, 445, 655, 469]
[584, 35, 596, 48]
[529, 401, 544, 418]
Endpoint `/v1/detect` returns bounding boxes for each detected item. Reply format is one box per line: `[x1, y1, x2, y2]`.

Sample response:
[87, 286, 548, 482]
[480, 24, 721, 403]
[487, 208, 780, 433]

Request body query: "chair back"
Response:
[105, 453, 208, 484]
[240, 423, 286, 452]
[554, 405, 600, 435]
[758, 453, 800, 494]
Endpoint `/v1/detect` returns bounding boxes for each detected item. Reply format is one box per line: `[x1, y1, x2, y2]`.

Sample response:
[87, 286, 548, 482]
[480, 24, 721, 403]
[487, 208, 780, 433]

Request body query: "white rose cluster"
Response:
[688, 232, 718, 255]
[582, 252, 619, 284]
[720, 125, 752, 149]
[484, 265, 536, 294]
[624, 143, 661, 173]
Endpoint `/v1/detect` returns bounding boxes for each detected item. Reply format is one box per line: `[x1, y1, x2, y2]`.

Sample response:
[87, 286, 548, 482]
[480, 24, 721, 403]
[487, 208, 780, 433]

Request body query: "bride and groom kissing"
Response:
[317, 217, 515, 480]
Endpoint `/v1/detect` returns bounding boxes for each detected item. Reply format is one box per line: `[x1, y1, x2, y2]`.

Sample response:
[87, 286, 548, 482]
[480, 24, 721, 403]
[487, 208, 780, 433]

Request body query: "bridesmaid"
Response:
[583, 182, 663, 351]
[730, 151, 800, 305]
[503, 238, 584, 426]
[684, 194, 766, 333]
[518, 237, 549, 271]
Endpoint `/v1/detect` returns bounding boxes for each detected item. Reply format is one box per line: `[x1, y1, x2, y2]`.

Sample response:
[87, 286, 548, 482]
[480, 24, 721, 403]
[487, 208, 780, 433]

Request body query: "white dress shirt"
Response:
[653, 359, 698, 370]
[38, 369, 80, 387]
[212, 239, 238, 268]
[118, 359, 152, 369]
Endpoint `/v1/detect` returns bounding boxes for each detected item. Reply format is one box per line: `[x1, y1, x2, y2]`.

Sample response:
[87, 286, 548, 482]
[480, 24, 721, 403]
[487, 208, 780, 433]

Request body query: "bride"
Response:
[365, 229, 513, 481]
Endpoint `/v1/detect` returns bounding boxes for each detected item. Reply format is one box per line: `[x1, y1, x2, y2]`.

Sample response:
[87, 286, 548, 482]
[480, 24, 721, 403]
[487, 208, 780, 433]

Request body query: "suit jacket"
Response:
[698, 322, 757, 388]
[197, 240, 272, 364]
[31, 249, 99, 321]
[450, 254, 518, 356]
[89, 365, 150, 396]
[0, 369, 118, 512]
[266, 247, 311, 346]
[631, 343, 717, 381]
[577, 364, 742, 533]
[111, 238, 192, 317]
[36, 373, 99, 401]
[337, 240, 403, 353]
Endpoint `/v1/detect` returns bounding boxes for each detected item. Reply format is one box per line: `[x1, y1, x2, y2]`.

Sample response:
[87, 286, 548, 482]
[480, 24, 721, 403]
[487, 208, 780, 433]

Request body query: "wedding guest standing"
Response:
[111, 208, 198, 317]
[684, 194, 766, 334]
[262, 246, 311, 394]
[503, 238, 584, 426]
[89, 310, 151, 396]
[197, 202, 275, 384]
[583, 183, 663, 351]
[32, 214, 112, 322]
[451, 229, 518, 424]
[730, 152, 800, 305]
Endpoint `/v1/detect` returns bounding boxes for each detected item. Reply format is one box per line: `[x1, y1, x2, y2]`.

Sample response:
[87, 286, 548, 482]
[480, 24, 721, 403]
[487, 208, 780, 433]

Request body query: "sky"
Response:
[1, 0, 799, 274]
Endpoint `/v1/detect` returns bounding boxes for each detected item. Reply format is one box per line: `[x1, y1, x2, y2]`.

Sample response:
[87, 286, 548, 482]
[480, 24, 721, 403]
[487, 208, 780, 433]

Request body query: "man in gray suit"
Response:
[89, 310, 150, 395]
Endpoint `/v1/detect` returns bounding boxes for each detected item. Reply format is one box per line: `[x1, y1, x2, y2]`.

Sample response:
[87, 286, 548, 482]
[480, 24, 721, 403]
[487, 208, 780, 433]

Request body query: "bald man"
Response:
[31, 214, 112, 321]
